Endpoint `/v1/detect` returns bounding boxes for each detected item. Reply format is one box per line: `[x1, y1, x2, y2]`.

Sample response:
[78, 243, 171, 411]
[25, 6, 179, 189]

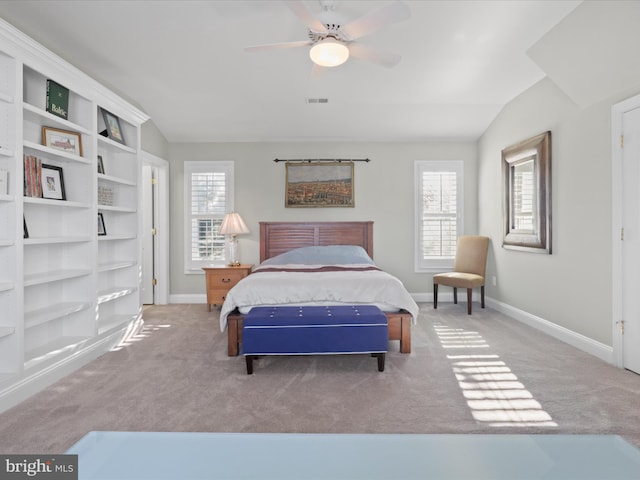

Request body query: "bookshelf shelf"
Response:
[23, 268, 93, 287]
[98, 135, 136, 154]
[98, 261, 137, 273]
[25, 301, 93, 330]
[98, 173, 136, 186]
[0, 327, 14, 339]
[23, 102, 92, 136]
[24, 236, 91, 245]
[23, 140, 90, 165]
[0, 91, 14, 104]
[97, 286, 137, 305]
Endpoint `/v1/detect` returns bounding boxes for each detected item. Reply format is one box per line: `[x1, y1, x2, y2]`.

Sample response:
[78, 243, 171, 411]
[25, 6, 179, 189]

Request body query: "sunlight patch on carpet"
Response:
[110, 321, 172, 351]
[434, 322, 558, 428]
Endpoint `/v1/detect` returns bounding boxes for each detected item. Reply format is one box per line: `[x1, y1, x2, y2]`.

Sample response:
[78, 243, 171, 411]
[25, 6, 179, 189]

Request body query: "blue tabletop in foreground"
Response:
[67, 432, 640, 480]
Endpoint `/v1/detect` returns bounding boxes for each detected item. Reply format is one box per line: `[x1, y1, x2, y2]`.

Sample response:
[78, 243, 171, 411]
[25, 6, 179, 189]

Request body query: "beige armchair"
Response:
[433, 235, 490, 315]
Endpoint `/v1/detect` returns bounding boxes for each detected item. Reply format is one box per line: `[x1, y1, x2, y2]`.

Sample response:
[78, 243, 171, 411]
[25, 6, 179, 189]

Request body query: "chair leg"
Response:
[453, 287, 458, 304]
[481, 285, 485, 309]
[433, 284, 438, 309]
[467, 288, 472, 315]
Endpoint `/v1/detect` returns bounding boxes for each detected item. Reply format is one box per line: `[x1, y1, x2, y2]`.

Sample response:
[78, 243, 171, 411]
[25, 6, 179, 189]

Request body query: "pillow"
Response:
[261, 245, 374, 266]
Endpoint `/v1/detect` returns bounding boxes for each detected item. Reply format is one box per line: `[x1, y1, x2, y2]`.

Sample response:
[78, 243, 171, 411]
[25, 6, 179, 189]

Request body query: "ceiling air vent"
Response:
[306, 98, 329, 104]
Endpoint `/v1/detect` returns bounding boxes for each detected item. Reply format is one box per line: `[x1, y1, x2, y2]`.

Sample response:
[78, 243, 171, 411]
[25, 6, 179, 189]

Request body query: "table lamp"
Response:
[220, 212, 250, 266]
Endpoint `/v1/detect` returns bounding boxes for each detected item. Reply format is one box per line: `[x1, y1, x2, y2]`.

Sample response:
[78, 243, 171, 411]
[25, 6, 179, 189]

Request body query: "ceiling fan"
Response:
[245, 0, 411, 69]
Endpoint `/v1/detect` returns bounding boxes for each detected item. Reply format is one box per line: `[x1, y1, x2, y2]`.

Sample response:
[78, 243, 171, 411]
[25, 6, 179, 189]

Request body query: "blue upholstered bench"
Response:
[242, 305, 388, 374]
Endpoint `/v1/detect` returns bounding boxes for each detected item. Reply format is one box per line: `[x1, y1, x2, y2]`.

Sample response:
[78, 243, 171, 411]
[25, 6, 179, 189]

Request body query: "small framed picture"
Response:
[23, 216, 28, 239]
[98, 212, 107, 236]
[100, 108, 125, 145]
[42, 127, 83, 156]
[40, 164, 66, 200]
[97, 155, 105, 174]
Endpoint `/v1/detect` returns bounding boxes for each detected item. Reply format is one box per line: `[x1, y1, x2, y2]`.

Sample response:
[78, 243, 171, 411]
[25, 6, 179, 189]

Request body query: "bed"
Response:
[221, 221, 418, 356]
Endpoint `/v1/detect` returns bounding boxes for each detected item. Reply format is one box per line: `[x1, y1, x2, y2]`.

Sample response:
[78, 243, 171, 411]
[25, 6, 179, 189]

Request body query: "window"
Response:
[184, 161, 234, 273]
[415, 161, 463, 272]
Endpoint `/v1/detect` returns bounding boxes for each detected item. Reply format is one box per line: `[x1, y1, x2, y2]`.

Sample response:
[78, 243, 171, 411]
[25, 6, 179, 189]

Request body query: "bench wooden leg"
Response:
[245, 356, 254, 375]
[376, 353, 385, 372]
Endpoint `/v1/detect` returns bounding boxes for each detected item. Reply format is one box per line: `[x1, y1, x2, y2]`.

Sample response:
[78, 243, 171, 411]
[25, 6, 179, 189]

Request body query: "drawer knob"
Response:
[222, 278, 231, 283]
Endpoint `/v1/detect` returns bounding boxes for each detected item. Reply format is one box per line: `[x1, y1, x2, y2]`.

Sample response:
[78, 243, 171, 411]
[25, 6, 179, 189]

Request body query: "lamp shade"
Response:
[309, 38, 349, 67]
[220, 212, 250, 236]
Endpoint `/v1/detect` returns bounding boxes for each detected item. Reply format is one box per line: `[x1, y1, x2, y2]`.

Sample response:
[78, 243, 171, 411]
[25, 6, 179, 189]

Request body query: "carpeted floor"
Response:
[0, 303, 639, 454]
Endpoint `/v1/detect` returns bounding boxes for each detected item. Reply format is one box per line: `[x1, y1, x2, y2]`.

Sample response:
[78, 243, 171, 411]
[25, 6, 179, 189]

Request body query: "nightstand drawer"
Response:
[208, 270, 247, 288]
[208, 289, 229, 305]
[202, 264, 253, 311]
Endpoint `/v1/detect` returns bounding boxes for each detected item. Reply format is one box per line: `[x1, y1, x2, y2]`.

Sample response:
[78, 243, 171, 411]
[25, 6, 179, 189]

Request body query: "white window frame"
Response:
[414, 160, 464, 272]
[183, 161, 234, 274]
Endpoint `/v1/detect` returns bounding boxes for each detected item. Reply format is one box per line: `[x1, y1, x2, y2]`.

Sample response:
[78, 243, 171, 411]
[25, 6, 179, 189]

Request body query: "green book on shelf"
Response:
[46, 79, 69, 119]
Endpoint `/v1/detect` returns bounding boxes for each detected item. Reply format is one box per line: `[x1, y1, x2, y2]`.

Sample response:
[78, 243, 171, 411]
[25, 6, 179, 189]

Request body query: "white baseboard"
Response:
[170, 294, 206, 304]
[485, 297, 614, 364]
[411, 292, 613, 364]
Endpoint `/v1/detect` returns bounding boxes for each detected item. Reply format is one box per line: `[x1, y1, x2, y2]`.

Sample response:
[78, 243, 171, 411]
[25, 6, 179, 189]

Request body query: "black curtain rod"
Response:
[273, 158, 370, 163]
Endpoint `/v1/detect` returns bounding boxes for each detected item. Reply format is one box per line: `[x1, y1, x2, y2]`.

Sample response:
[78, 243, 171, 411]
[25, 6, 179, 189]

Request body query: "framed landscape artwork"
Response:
[285, 161, 354, 208]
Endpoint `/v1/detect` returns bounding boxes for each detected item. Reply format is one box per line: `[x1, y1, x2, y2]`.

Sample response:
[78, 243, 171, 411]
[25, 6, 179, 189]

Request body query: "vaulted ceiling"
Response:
[0, 0, 582, 142]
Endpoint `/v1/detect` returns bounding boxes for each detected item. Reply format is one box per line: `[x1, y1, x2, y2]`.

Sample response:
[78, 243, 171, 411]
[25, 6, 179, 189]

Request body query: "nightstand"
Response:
[202, 264, 253, 311]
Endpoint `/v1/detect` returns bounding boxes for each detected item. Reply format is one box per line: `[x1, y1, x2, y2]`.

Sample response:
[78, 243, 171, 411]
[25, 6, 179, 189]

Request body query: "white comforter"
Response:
[219, 264, 419, 331]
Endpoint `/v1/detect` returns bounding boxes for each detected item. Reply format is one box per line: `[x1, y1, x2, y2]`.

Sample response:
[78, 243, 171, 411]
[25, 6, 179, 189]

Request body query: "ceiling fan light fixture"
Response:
[309, 38, 349, 67]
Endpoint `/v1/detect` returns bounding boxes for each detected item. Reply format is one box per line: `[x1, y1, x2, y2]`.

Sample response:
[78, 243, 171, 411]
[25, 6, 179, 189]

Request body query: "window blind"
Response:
[184, 162, 234, 272]
[415, 161, 463, 271]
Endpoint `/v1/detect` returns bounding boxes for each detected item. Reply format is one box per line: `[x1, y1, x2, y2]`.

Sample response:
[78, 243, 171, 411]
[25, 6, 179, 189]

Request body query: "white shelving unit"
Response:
[0, 19, 149, 411]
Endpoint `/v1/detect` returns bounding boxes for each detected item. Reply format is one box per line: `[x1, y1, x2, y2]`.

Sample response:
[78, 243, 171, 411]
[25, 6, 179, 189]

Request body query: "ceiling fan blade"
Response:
[244, 40, 311, 53]
[348, 43, 402, 68]
[341, 1, 411, 40]
[284, 0, 328, 33]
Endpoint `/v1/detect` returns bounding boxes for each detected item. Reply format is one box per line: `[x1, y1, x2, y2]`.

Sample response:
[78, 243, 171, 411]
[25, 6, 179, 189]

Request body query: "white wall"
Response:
[168, 141, 477, 298]
[141, 120, 169, 158]
[478, 76, 640, 347]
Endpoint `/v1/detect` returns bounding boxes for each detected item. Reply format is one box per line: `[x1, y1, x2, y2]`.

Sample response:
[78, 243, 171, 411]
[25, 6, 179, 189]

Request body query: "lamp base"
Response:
[226, 235, 241, 267]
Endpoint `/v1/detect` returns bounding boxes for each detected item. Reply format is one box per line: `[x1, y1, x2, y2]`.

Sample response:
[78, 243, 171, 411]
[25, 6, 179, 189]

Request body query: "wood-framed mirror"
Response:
[502, 131, 551, 253]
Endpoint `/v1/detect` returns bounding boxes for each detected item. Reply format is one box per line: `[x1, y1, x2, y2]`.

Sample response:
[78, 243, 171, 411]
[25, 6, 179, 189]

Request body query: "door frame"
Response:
[142, 151, 170, 304]
[611, 94, 640, 368]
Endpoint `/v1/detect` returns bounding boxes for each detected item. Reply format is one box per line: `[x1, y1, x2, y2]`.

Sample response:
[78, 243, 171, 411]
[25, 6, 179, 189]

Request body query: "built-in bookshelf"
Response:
[0, 19, 149, 410]
[0, 48, 18, 382]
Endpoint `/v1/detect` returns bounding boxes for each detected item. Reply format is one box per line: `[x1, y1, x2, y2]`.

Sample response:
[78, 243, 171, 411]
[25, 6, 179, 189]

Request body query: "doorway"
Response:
[612, 95, 640, 374]
[141, 151, 169, 305]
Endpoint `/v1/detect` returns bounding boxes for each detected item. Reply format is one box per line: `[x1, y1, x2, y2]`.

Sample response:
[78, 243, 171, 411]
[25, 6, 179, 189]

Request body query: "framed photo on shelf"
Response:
[98, 212, 107, 236]
[97, 155, 105, 174]
[100, 108, 125, 145]
[42, 127, 83, 156]
[40, 164, 66, 200]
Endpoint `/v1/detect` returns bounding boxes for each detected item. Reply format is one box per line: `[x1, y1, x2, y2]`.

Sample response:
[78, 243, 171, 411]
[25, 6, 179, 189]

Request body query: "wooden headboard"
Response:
[259, 221, 374, 263]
